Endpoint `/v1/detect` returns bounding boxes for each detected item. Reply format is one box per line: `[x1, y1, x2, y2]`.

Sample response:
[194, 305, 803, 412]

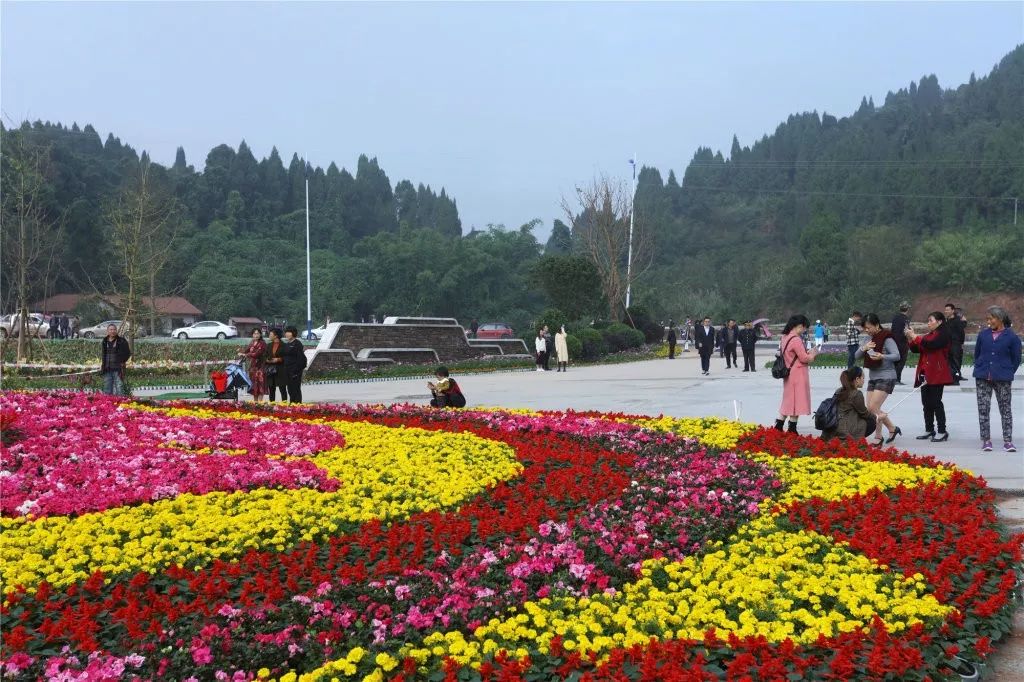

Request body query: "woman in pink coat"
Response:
[775, 314, 819, 433]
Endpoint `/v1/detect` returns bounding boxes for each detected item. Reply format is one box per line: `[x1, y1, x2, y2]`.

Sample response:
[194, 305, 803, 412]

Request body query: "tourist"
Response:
[238, 328, 268, 402]
[905, 311, 953, 442]
[555, 325, 569, 372]
[845, 311, 863, 368]
[282, 326, 306, 403]
[535, 329, 547, 372]
[855, 313, 902, 445]
[428, 366, 467, 408]
[944, 303, 966, 384]
[775, 314, 818, 433]
[972, 306, 1021, 452]
[722, 319, 739, 369]
[681, 318, 692, 352]
[823, 322, 831, 343]
[738, 320, 758, 372]
[666, 320, 677, 359]
[814, 320, 825, 350]
[100, 323, 132, 396]
[266, 328, 287, 402]
[695, 317, 715, 376]
[891, 302, 911, 385]
[821, 366, 877, 441]
[543, 325, 554, 371]
[469, 318, 479, 339]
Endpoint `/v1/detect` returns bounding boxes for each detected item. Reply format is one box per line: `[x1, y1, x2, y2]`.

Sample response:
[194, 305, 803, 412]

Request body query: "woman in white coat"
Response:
[535, 329, 547, 372]
[555, 325, 569, 372]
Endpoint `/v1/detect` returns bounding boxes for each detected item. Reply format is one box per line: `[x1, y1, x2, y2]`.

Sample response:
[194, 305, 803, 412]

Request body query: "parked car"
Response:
[79, 320, 147, 339]
[475, 322, 515, 339]
[0, 313, 50, 339]
[171, 321, 238, 340]
[303, 325, 328, 341]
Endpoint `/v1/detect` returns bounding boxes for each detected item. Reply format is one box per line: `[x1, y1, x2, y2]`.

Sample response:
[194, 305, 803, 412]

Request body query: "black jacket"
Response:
[949, 315, 966, 349]
[722, 325, 738, 346]
[100, 335, 132, 373]
[695, 325, 716, 353]
[737, 328, 758, 350]
[890, 313, 910, 349]
[282, 339, 306, 376]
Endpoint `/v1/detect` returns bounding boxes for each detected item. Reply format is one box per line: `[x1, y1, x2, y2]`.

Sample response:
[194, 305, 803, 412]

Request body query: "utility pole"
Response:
[626, 155, 636, 310]
[304, 160, 313, 341]
[1014, 197, 1019, 226]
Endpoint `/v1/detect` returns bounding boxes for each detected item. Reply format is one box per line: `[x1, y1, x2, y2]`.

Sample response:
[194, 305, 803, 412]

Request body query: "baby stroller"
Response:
[207, 360, 252, 400]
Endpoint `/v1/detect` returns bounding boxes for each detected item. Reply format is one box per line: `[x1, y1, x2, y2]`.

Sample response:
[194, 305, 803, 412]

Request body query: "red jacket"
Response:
[908, 324, 952, 387]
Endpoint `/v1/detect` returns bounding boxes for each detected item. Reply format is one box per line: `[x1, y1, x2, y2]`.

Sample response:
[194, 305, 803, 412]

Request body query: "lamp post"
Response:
[304, 160, 313, 341]
[625, 155, 636, 310]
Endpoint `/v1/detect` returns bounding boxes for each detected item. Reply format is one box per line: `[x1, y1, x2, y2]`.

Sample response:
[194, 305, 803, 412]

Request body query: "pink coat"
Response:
[779, 332, 814, 416]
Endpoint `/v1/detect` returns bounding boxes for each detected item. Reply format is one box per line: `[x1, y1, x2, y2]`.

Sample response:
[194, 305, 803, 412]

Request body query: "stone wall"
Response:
[469, 338, 530, 355]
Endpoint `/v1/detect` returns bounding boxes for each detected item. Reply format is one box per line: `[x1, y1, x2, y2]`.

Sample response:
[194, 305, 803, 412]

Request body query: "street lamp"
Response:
[626, 155, 636, 310]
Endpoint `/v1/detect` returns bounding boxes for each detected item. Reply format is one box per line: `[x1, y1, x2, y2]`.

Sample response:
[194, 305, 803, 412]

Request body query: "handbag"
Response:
[771, 337, 798, 379]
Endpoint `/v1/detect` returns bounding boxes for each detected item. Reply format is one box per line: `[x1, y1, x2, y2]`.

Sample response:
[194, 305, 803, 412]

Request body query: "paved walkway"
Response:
[265, 348, 1024, 491]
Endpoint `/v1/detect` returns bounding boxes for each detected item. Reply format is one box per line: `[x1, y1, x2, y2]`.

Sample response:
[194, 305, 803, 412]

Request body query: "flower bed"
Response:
[1, 393, 1020, 681]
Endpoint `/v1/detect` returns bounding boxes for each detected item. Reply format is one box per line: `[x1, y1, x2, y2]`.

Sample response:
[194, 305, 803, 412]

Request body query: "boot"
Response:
[774, 419, 785, 432]
[787, 420, 799, 434]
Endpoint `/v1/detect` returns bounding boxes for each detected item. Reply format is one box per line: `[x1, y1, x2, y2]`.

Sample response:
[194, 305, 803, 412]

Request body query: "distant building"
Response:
[228, 317, 267, 337]
[34, 293, 203, 335]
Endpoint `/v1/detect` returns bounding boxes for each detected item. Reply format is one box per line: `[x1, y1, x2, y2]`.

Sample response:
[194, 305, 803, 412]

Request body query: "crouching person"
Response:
[428, 366, 466, 408]
[821, 366, 877, 441]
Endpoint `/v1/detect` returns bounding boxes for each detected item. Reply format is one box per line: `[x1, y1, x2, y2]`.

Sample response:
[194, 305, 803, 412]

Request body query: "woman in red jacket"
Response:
[904, 311, 953, 442]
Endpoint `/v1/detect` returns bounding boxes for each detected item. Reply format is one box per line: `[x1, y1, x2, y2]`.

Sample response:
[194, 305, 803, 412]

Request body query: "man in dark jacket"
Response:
[542, 325, 554, 371]
[695, 317, 715, 376]
[891, 302, 911, 384]
[944, 303, 966, 384]
[282, 326, 307, 403]
[100, 323, 132, 395]
[722, 319, 739, 368]
[737, 320, 758, 372]
[666, 320, 677, 359]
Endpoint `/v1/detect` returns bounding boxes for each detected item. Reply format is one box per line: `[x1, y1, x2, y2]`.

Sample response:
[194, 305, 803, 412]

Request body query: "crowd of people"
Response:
[666, 318, 761, 375]
[774, 304, 1020, 453]
[237, 327, 307, 403]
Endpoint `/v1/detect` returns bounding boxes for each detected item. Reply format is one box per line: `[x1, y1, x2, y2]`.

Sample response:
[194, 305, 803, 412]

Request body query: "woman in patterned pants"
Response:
[973, 306, 1022, 453]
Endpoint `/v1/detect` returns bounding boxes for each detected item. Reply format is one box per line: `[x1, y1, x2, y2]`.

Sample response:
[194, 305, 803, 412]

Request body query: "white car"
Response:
[304, 325, 328, 341]
[172, 321, 238, 340]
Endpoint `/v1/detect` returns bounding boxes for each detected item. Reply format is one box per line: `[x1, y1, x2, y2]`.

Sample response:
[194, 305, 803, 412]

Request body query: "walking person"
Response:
[681, 319, 692, 352]
[535, 329, 547, 372]
[282, 326, 306, 403]
[695, 317, 715, 376]
[775, 314, 818, 433]
[238, 328, 268, 402]
[846, 311, 863, 368]
[722, 319, 739, 368]
[469, 319, 479, 339]
[944, 303, 967, 385]
[100, 323, 132, 395]
[820, 366, 878, 441]
[666, 320, 677, 359]
[266, 328, 287, 402]
[738, 320, 758, 372]
[891, 302, 911, 385]
[905, 311, 953, 442]
[814, 320, 825, 350]
[716, 326, 726, 358]
[973, 306, 1021, 452]
[555, 325, 570, 372]
[855, 313, 902, 445]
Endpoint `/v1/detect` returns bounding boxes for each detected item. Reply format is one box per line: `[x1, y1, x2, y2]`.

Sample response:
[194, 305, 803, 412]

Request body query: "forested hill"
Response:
[632, 44, 1023, 320]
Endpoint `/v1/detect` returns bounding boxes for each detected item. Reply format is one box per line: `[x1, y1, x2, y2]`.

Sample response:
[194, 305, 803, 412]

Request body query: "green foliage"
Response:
[533, 308, 567, 336]
[912, 229, 1021, 293]
[624, 304, 663, 343]
[576, 328, 607, 360]
[530, 255, 603, 321]
[600, 322, 645, 352]
[564, 333, 583, 361]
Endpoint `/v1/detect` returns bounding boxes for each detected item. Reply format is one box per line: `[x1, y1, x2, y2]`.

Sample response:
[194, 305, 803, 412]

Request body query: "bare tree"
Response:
[562, 175, 652, 320]
[0, 134, 64, 361]
[104, 159, 179, 348]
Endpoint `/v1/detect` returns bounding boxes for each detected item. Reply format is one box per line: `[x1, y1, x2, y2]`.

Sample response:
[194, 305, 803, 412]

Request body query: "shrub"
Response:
[533, 308, 567, 336]
[625, 304, 664, 343]
[601, 322, 645, 352]
[576, 328, 606, 360]
[564, 334, 582, 361]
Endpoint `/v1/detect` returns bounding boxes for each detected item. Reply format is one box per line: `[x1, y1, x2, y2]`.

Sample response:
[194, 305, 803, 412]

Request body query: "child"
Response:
[428, 366, 467, 408]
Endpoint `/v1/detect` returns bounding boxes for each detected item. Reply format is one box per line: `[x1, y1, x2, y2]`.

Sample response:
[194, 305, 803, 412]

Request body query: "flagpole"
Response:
[626, 155, 636, 310]
[304, 160, 313, 341]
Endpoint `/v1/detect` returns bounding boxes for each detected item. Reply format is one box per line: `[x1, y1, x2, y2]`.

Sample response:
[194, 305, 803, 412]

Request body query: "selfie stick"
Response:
[884, 377, 927, 414]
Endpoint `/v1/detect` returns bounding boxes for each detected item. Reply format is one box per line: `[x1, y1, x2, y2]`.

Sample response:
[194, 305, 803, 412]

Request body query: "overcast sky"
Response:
[2, 1, 1021, 238]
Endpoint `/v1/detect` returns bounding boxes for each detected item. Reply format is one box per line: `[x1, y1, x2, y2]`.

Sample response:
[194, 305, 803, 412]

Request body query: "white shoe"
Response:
[536, 368, 544, 372]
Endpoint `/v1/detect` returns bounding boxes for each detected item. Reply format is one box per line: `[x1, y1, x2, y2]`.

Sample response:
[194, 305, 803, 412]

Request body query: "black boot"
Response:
[774, 419, 785, 432]
[787, 420, 798, 434]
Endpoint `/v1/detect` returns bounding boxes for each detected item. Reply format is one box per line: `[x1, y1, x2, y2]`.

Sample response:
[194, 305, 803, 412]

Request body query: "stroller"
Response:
[207, 360, 252, 400]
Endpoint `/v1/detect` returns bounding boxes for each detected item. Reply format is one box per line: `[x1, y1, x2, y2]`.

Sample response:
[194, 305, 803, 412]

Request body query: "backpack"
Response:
[814, 395, 839, 431]
[771, 337, 798, 379]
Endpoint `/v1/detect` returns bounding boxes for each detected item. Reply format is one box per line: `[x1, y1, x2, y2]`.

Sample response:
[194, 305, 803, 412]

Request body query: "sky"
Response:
[2, 1, 1022, 239]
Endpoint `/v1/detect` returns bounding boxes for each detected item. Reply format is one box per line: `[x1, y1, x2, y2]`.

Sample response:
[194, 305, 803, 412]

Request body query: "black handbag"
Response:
[771, 338, 798, 379]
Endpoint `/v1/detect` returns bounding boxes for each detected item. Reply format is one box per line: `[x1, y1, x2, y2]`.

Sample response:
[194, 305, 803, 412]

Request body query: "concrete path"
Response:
[270, 347, 1024, 491]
